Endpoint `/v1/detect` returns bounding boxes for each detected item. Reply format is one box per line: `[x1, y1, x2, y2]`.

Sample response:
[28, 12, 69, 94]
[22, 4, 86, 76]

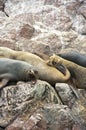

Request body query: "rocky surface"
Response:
[0, 80, 60, 127]
[0, 0, 86, 130]
[0, 82, 86, 130]
[0, 0, 86, 54]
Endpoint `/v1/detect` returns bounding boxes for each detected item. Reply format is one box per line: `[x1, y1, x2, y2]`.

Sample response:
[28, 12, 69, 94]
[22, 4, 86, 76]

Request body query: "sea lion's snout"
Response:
[29, 69, 38, 84]
[31, 69, 39, 78]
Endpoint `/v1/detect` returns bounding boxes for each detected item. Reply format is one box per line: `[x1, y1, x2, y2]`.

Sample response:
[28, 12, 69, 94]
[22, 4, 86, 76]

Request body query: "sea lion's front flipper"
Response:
[47, 59, 66, 76]
[0, 78, 9, 90]
[53, 62, 66, 75]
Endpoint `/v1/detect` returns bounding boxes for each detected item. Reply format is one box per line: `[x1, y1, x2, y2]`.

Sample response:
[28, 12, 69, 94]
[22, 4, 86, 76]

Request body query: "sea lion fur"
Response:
[58, 50, 86, 67]
[47, 54, 86, 89]
[0, 58, 38, 90]
[0, 47, 70, 86]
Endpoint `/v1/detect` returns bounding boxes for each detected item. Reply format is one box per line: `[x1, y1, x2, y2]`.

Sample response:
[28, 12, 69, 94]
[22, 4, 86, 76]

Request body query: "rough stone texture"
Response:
[0, 0, 85, 54]
[0, 82, 85, 130]
[16, 40, 51, 55]
[19, 24, 35, 39]
[0, 0, 86, 129]
[6, 103, 86, 130]
[0, 38, 16, 50]
[0, 0, 7, 12]
[55, 83, 77, 108]
[0, 80, 60, 128]
[55, 83, 86, 124]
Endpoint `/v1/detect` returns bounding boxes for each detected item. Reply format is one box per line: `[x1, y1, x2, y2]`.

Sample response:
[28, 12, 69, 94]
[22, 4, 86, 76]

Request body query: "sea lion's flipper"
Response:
[47, 59, 66, 76]
[0, 73, 14, 90]
[0, 78, 9, 90]
[52, 61, 66, 75]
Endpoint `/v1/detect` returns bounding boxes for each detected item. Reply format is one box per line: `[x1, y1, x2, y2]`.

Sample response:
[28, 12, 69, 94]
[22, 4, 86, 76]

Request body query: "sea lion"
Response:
[0, 47, 70, 86]
[47, 58, 67, 76]
[34, 52, 66, 75]
[47, 54, 86, 89]
[0, 58, 38, 90]
[58, 50, 86, 67]
[33, 52, 50, 61]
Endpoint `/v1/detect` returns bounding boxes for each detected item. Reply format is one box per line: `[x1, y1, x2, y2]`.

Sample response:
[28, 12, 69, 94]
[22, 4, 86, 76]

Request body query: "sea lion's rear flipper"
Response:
[0, 78, 9, 90]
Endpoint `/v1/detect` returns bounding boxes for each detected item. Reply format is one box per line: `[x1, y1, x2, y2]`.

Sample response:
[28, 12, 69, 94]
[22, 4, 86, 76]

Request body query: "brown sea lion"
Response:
[33, 52, 50, 61]
[47, 54, 86, 89]
[34, 52, 66, 75]
[0, 47, 70, 86]
[58, 50, 86, 67]
[0, 58, 38, 90]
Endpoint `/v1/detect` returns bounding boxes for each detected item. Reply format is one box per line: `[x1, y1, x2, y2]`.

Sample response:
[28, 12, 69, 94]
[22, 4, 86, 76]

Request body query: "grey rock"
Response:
[6, 104, 86, 130]
[0, 80, 60, 128]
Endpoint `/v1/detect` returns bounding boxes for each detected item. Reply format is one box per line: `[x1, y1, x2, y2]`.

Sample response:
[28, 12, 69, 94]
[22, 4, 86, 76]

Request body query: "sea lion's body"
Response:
[0, 47, 70, 86]
[47, 54, 86, 89]
[58, 51, 86, 67]
[0, 58, 38, 89]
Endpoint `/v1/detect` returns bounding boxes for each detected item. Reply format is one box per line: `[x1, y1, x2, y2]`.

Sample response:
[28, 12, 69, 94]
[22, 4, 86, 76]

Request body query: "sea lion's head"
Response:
[47, 54, 66, 75]
[26, 69, 39, 84]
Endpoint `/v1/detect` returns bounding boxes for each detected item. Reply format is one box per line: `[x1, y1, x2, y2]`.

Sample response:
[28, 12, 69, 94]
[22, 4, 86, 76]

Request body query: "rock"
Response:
[55, 83, 86, 124]
[6, 104, 86, 130]
[0, 0, 85, 52]
[79, 4, 86, 18]
[0, 80, 60, 128]
[72, 35, 86, 52]
[1, 81, 85, 130]
[0, 0, 6, 12]
[0, 38, 16, 50]
[6, 112, 47, 130]
[0, 0, 86, 129]
[79, 89, 86, 99]
[55, 83, 77, 108]
[3, 0, 71, 31]
[30, 32, 63, 54]
[16, 40, 51, 55]
[64, 0, 81, 17]
[44, 0, 58, 5]
[0, 0, 8, 17]
[72, 14, 86, 35]
[0, 16, 35, 40]
[18, 24, 35, 39]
